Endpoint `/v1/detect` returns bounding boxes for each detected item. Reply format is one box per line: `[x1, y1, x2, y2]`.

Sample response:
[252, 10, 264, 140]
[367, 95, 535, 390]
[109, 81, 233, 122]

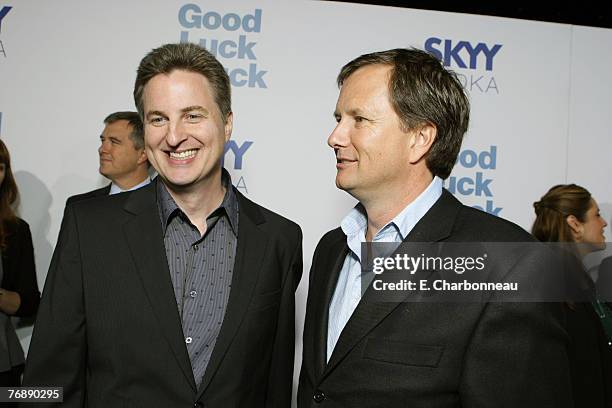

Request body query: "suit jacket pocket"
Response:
[248, 289, 282, 312]
[363, 338, 444, 367]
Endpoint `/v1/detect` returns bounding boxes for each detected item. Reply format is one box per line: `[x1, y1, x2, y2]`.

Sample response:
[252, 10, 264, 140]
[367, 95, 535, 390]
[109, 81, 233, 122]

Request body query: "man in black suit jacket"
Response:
[298, 48, 572, 407]
[23, 43, 302, 407]
[66, 111, 151, 205]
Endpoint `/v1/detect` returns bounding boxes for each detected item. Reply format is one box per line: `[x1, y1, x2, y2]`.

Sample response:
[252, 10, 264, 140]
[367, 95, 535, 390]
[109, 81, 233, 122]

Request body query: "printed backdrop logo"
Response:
[424, 37, 502, 94]
[222, 140, 253, 193]
[178, 4, 267, 88]
[0, 6, 12, 58]
[445, 146, 502, 216]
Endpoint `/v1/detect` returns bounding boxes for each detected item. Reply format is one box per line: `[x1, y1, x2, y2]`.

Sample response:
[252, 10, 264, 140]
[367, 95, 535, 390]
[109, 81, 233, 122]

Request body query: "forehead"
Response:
[142, 70, 216, 109]
[103, 120, 132, 138]
[337, 64, 393, 110]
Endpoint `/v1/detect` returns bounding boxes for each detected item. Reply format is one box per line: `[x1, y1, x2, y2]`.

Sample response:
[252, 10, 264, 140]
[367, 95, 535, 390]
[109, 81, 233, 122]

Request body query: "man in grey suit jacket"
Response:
[23, 43, 302, 407]
[298, 48, 572, 407]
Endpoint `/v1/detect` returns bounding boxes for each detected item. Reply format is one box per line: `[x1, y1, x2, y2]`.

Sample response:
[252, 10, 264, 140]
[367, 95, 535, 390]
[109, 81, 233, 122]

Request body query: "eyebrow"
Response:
[181, 106, 210, 116]
[334, 108, 369, 118]
[145, 110, 167, 120]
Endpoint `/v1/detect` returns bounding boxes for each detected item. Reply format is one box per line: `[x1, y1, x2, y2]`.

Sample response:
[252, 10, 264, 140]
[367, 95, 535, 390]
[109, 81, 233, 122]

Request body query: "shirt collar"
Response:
[341, 176, 443, 243]
[156, 168, 239, 234]
[109, 177, 151, 195]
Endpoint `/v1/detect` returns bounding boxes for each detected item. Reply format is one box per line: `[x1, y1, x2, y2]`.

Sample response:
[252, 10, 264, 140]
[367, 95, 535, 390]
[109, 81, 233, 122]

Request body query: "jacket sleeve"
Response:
[265, 226, 303, 408]
[11, 220, 41, 317]
[21, 205, 87, 407]
[459, 247, 573, 408]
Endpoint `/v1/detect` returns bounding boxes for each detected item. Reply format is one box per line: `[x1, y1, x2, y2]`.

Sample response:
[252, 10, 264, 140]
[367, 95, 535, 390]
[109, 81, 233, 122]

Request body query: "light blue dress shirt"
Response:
[327, 176, 443, 361]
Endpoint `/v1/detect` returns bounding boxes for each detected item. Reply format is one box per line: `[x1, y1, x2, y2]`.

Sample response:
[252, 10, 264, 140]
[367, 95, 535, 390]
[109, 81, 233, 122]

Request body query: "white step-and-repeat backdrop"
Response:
[1, 0, 612, 400]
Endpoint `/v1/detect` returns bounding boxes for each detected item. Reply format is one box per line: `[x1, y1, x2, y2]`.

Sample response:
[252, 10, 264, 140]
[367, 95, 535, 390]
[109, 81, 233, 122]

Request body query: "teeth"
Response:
[169, 149, 197, 159]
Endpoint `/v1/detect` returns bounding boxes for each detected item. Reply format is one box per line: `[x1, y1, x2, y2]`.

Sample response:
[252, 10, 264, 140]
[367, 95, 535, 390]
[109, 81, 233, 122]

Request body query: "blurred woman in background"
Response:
[0, 139, 40, 390]
[533, 184, 612, 407]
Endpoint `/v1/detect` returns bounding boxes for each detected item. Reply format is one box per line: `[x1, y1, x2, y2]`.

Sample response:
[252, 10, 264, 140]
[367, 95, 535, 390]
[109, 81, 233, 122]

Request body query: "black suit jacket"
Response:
[23, 182, 302, 407]
[299, 190, 572, 408]
[64, 185, 110, 206]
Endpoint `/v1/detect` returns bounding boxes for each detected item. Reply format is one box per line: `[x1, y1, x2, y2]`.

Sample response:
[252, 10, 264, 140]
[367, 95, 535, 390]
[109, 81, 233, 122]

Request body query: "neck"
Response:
[112, 167, 149, 191]
[163, 169, 226, 235]
[361, 174, 434, 241]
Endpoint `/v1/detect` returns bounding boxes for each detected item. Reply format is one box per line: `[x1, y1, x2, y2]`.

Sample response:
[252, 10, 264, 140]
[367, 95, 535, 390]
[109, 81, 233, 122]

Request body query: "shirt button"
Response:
[185, 337, 193, 344]
[313, 391, 326, 403]
[194, 244, 199, 251]
[190, 290, 198, 298]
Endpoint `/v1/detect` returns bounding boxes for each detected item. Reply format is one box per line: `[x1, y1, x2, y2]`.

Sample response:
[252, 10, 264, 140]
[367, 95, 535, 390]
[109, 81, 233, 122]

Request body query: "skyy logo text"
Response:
[424, 37, 502, 94]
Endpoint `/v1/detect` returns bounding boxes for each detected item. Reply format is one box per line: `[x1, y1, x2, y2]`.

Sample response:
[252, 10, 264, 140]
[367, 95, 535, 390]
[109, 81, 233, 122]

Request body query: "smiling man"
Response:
[298, 48, 572, 407]
[23, 43, 303, 408]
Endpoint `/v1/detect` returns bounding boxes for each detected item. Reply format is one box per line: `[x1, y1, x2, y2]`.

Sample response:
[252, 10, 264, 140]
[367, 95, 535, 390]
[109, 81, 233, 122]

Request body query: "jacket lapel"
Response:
[122, 184, 197, 391]
[323, 190, 462, 377]
[311, 231, 348, 378]
[196, 190, 268, 398]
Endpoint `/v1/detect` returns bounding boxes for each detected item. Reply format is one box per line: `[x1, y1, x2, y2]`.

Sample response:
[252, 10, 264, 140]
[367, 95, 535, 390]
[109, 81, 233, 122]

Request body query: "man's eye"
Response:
[355, 116, 366, 123]
[150, 117, 166, 126]
[186, 114, 203, 122]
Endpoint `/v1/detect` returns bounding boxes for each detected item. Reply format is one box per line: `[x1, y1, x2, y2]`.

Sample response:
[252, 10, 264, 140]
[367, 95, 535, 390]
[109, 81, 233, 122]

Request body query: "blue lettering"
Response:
[479, 146, 497, 169]
[456, 146, 497, 170]
[444, 40, 468, 69]
[485, 200, 502, 215]
[237, 35, 257, 60]
[219, 40, 237, 58]
[203, 11, 222, 30]
[458, 149, 478, 168]
[0, 6, 12, 32]
[181, 35, 257, 61]
[457, 177, 474, 195]
[178, 7, 262, 33]
[247, 63, 267, 88]
[178, 4, 201, 29]
[475, 43, 502, 71]
[180, 31, 189, 43]
[424, 37, 443, 61]
[424, 37, 502, 71]
[222, 13, 241, 31]
[474, 200, 502, 216]
[474, 172, 493, 197]
[228, 68, 248, 86]
[223, 140, 253, 169]
[242, 9, 262, 32]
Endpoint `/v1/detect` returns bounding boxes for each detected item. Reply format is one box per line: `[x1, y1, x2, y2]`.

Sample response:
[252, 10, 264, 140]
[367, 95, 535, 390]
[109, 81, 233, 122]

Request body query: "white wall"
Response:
[1, 0, 610, 403]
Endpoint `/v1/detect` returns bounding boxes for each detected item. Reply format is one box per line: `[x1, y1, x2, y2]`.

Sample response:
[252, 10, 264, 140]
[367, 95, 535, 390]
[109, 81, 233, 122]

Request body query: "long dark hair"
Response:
[0, 139, 19, 249]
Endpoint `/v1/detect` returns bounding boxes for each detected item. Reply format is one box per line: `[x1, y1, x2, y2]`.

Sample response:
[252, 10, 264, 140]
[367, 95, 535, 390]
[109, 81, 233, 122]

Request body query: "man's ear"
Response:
[137, 149, 148, 165]
[224, 112, 233, 142]
[566, 215, 583, 240]
[407, 122, 437, 164]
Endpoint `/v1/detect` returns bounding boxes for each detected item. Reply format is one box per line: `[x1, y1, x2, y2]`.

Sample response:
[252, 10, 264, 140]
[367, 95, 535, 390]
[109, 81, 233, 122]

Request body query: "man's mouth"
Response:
[168, 149, 198, 160]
